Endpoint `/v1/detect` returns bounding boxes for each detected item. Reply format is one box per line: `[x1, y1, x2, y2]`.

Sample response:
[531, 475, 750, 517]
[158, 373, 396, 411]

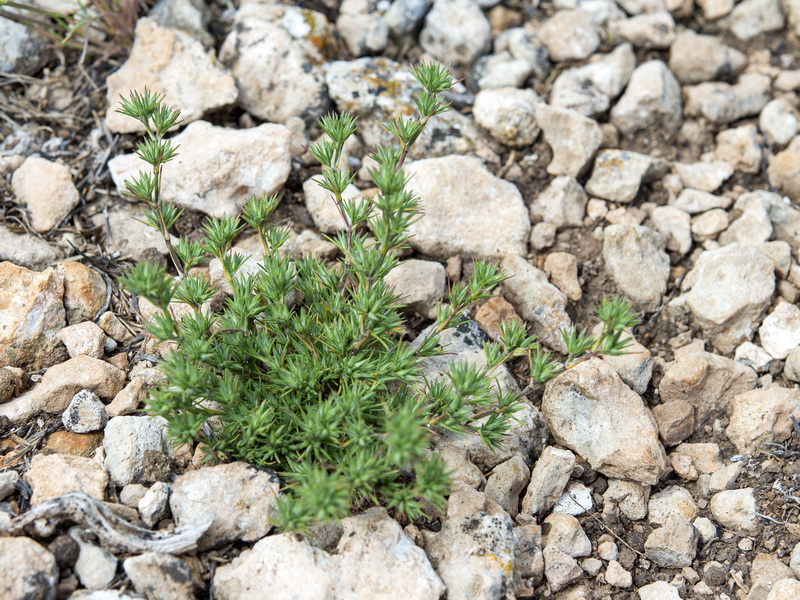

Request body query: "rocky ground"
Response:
[3, 0, 800, 598]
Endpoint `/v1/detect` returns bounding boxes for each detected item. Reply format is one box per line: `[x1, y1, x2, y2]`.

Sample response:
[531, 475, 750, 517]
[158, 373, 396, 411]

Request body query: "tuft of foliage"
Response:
[121, 63, 639, 531]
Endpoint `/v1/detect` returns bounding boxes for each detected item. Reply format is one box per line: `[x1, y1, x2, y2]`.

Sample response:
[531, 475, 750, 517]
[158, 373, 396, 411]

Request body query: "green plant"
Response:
[120, 64, 639, 530]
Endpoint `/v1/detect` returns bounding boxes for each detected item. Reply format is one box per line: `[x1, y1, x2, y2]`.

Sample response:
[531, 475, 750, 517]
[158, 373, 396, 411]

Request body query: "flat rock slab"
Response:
[405, 155, 530, 258]
[109, 120, 291, 218]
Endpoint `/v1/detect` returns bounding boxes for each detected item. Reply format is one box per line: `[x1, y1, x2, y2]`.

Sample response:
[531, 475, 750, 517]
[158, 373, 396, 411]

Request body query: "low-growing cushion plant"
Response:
[118, 63, 639, 530]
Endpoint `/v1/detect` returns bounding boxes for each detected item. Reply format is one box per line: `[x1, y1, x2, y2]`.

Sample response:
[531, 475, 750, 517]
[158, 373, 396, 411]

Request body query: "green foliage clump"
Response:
[119, 64, 639, 531]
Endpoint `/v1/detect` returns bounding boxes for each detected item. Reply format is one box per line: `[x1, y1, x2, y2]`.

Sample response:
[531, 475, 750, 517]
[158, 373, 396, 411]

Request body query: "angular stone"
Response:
[0, 537, 58, 599]
[542, 358, 669, 485]
[644, 518, 698, 568]
[170, 462, 280, 549]
[103, 415, 170, 486]
[586, 150, 664, 203]
[603, 224, 669, 312]
[536, 104, 603, 178]
[32, 355, 126, 414]
[531, 176, 588, 229]
[673, 244, 775, 353]
[62, 389, 108, 433]
[473, 87, 541, 147]
[684, 74, 771, 124]
[419, 0, 491, 67]
[0, 262, 66, 369]
[385, 259, 446, 319]
[668, 30, 746, 84]
[123, 552, 194, 600]
[709, 488, 758, 534]
[611, 60, 682, 140]
[59, 322, 106, 359]
[500, 255, 572, 353]
[726, 386, 800, 453]
[520, 446, 575, 518]
[109, 120, 291, 218]
[0, 224, 61, 270]
[405, 156, 530, 258]
[25, 453, 108, 505]
[11, 156, 80, 232]
[426, 512, 515, 600]
[105, 18, 237, 133]
[538, 9, 600, 61]
[219, 4, 331, 124]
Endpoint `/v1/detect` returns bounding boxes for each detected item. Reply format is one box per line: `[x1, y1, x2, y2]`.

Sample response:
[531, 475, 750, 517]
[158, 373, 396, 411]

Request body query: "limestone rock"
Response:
[109, 120, 291, 218]
[684, 73, 771, 124]
[32, 355, 126, 414]
[500, 255, 572, 353]
[11, 156, 80, 232]
[123, 552, 194, 600]
[420, 0, 491, 67]
[103, 415, 171, 486]
[726, 386, 800, 453]
[25, 453, 108, 505]
[603, 224, 670, 312]
[542, 358, 669, 485]
[405, 156, 530, 258]
[586, 149, 666, 203]
[170, 462, 280, 549]
[105, 18, 237, 133]
[671, 244, 775, 353]
[59, 322, 106, 360]
[62, 389, 108, 433]
[536, 104, 603, 178]
[473, 87, 541, 147]
[610, 60, 682, 140]
[219, 4, 332, 124]
[0, 262, 66, 369]
[0, 537, 58, 600]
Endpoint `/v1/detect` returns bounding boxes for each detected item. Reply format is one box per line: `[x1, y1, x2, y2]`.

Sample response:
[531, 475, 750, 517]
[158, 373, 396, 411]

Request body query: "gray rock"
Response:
[543, 358, 668, 484]
[734, 342, 773, 373]
[542, 546, 583, 593]
[384, 0, 432, 36]
[651, 205, 692, 255]
[520, 446, 575, 518]
[0, 223, 61, 269]
[648, 485, 699, 525]
[600, 329, 653, 394]
[719, 193, 773, 246]
[473, 88, 541, 147]
[606, 560, 633, 588]
[426, 512, 515, 600]
[691, 208, 729, 241]
[726, 386, 800, 453]
[550, 44, 636, 117]
[724, 0, 785, 39]
[0, 471, 18, 501]
[768, 136, 800, 201]
[333, 507, 445, 599]
[760, 99, 799, 146]
[500, 255, 572, 353]
[138, 481, 170, 528]
[603, 224, 670, 312]
[149, 0, 212, 45]
[644, 518, 698, 568]
[123, 552, 195, 600]
[336, 13, 388, 57]
[611, 60, 682, 140]
[639, 581, 681, 600]
[586, 149, 666, 203]
[543, 252, 582, 302]
[63, 389, 108, 433]
[670, 244, 775, 353]
[385, 259, 446, 319]
[59, 321, 106, 359]
[608, 12, 676, 49]
[419, 0, 491, 67]
[405, 156, 530, 258]
[670, 188, 732, 214]
[537, 9, 601, 61]
[531, 176, 588, 229]
[470, 51, 538, 90]
[698, 0, 734, 17]
[302, 174, 357, 234]
[0, 13, 53, 75]
[685, 73, 772, 124]
[673, 161, 734, 193]
[485, 455, 530, 518]
[513, 524, 544, 594]
[219, 4, 331, 124]
[604, 479, 650, 520]
[71, 526, 118, 590]
[709, 488, 759, 534]
[708, 124, 762, 174]
[212, 533, 336, 599]
[11, 156, 80, 233]
[553, 481, 594, 516]
[659, 341, 757, 426]
[536, 104, 603, 177]
[542, 513, 591, 557]
[103, 416, 171, 486]
[0, 537, 58, 599]
[105, 18, 237, 133]
[494, 27, 551, 82]
[170, 462, 280, 550]
[109, 121, 291, 218]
